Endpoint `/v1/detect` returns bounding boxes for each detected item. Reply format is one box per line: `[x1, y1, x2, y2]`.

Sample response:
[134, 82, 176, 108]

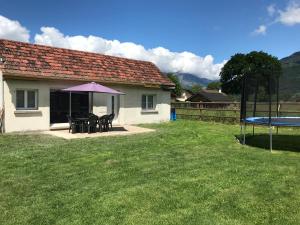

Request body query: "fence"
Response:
[171, 102, 300, 123]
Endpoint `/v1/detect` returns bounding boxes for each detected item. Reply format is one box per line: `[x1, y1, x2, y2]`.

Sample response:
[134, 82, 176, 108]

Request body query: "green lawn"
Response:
[0, 121, 300, 225]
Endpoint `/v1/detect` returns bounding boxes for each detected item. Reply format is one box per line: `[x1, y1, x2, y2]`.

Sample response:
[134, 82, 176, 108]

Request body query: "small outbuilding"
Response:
[0, 39, 174, 133]
[171, 89, 194, 102]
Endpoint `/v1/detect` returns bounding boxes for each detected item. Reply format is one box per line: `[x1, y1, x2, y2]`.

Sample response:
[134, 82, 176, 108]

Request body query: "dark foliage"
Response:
[189, 84, 204, 94]
[167, 73, 183, 97]
[207, 81, 221, 90]
[220, 51, 282, 95]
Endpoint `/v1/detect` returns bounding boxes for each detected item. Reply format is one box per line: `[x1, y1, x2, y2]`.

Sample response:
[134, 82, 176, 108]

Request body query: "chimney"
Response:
[0, 56, 5, 63]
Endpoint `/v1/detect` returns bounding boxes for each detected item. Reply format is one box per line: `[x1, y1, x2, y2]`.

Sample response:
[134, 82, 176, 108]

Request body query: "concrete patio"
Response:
[42, 125, 155, 139]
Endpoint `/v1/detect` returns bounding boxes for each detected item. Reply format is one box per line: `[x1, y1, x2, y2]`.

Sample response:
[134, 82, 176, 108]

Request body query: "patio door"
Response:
[50, 90, 89, 124]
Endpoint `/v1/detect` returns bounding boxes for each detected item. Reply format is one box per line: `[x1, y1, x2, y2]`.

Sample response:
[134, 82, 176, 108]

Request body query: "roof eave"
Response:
[161, 84, 175, 90]
[2, 70, 173, 89]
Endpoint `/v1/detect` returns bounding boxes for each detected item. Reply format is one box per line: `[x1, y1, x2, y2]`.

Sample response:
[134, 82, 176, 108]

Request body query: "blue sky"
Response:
[0, 0, 300, 79]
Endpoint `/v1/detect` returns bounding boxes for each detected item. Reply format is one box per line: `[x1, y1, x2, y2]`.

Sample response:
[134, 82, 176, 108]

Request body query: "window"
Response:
[16, 90, 38, 110]
[16, 90, 25, 108]
[142, 95, 156, 111]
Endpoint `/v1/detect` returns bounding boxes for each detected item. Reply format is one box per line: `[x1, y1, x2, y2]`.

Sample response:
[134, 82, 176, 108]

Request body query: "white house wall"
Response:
[3, 79, 171, 132]
[116, 86, 171, 124]
[3, 79, 85, 132]
[92, 92, 107, 116]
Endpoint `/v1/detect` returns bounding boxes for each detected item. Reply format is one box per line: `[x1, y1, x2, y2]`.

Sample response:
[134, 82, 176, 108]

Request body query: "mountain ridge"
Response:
[175, 73, 215, 88]
[279, 52, 300, 100]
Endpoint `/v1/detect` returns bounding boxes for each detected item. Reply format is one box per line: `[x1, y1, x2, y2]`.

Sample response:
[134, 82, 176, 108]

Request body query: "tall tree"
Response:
[220, 51, 282, 95]
[190, 84, 203, 93]
[207, 81, 221, 90]
[167, 73, 182, 97]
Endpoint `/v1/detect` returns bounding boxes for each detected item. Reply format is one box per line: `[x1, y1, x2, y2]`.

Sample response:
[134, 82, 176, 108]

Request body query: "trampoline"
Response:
[239, 66, 300, 151]
[245, 117, 300, 127]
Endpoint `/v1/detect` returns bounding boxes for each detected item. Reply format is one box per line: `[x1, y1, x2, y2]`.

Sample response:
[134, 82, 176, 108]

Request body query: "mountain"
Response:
[281, 52, 300, 65]
[279, 52, 300, 100]
[174, 73, 215, 88]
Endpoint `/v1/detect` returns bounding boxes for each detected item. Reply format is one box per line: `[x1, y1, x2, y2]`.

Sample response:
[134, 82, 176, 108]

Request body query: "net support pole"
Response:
[240, 124, 242, 143]
[253, 79, 259, 136]
[268, 74, 273, 152]
[242, 124, 246, 145]
[269, 126, 273, 152]
[276, 72, 279, 135]
[240, 74, 247, 146]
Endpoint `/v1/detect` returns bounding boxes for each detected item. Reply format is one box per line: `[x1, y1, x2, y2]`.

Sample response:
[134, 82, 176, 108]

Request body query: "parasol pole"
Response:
[69, 91, 72, 117]
[90, 92, 94, 113]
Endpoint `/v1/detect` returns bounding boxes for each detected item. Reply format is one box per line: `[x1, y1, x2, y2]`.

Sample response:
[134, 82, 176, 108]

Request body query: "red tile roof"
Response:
[0, 39, 174, 88]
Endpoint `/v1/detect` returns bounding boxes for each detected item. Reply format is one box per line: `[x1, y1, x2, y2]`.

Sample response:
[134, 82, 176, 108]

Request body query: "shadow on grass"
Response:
[235, 134, 300, 152]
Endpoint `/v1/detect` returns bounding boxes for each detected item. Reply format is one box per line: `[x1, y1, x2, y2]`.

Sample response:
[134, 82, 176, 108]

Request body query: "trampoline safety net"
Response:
[240, 71, 280, 124]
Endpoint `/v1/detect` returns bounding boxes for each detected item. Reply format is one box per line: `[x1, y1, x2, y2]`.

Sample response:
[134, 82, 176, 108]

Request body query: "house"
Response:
[186, 89, 231, 102]
[0, 39, 174, 133]
[171, 89, 193, 102]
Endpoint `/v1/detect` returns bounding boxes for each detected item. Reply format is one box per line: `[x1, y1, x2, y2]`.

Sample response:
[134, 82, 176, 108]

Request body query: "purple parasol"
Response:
[62, 82, 124, 114]
[62, 82, 124, 95]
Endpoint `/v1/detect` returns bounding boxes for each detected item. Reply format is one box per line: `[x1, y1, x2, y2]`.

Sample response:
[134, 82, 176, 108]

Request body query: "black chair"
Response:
[67, 115, 79, 133]
[87, 114, 98, 133]
[98, 115, 109, 132]
[88, 113, 98, 118]
[108, 113, 115, 130]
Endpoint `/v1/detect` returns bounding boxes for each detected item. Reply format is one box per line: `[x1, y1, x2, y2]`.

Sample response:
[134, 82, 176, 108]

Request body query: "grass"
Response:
[0, 120, 300, 225]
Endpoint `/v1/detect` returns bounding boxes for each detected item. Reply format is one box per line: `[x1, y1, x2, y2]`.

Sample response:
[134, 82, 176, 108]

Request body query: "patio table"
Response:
[75, 117, 89, 133]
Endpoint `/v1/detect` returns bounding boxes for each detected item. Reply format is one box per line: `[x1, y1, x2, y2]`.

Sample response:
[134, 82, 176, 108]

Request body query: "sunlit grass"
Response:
[0, 120, 300, 225]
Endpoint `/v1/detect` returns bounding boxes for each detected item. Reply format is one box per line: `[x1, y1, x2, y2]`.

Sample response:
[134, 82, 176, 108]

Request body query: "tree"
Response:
[220, 51, 282, 95]
[190, 84, 203, 93]
[207, 81, 221, 90]
[167, 73, 182, 97]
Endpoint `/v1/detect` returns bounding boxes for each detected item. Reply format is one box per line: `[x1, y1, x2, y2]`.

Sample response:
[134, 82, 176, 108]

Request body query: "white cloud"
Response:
[0, 15, 30, 42]
[267, 4, 276, 16]
[34, 27, 224, 79]
[252, 25, 267, 35]
[253, 2, 300, 35]
[0, 15, 225, 80]
[278, 2, 300, 26]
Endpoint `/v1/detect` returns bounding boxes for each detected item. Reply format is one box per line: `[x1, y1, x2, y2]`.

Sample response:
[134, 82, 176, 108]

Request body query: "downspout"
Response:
[0, 70, 3, 108]
[0, 69, 4, 133]
[0, 55, 6, 133]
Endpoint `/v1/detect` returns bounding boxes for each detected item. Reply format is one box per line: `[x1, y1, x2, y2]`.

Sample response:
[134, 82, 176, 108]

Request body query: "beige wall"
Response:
[116, 86, 171, 124]
[3, 79, 171, 132]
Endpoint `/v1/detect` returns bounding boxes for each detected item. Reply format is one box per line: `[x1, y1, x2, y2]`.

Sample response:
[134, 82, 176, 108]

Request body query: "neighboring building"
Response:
[171, 89, 193, 102]
[0, 39, 174, 133]
[186, 89, 231, 102]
